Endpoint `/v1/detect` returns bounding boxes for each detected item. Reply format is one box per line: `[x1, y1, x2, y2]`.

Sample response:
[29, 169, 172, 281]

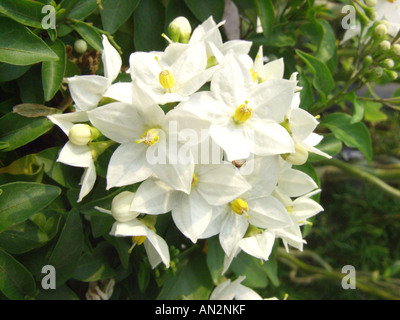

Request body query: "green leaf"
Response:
[48, 209, 84, 285]
[229, 252, 269, 288]
[0, 112, 54, 151]
[157, 247, 213, 299]
[36, 284, 79, 300]
[104, 234, 131, 269]
[0, 17, 58, 65]
[0, 63, 31, 82]
[255, 0, 275, 38]
[17, 65, 45, 104]
[320, 112, 373, 163]
[348, 92, 365, 124]
[137, 261, 150, 293]
[0, 182, 61, 233]
[13, 104, 59, 118]
[314, 19, 336, 63]
[0, 249, 36, 299]
[296, 49, 335, 97]
[364, 101, 387, 124]
[42, 39, 66, 101]
[35, 147, 82, 189]
[133, 0, 165, 52]
[101, 0, 140, 34]
[67, 0, 98, 20]
[72, 242, 117, 282]
[71, 20, 103, 53]
[0, 0, 46, 29]
[184, 0, 225, 22]
[206, 236, 225, 285]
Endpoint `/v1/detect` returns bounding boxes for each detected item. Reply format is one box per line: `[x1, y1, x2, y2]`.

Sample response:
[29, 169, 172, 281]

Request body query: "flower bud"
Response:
[74, 39, 88, 54]
[392, 44, 400, 56]
[282, 144, 309, 165]
[363, 55, 373, 69]
[379, 40, 391, 51]
[111, 191, 140, 222]
[387, 70, 398, 80]
[168, 16, 192, 44]
[374, 24, 387, 37]
[366, 66, 384, 81]
[365, 0, 377, 7]
[68, 124, 98, 146]
[383, 58, 395, 69]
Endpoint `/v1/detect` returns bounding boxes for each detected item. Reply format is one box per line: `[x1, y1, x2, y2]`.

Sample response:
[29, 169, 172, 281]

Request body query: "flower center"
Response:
[280, 117, 292, 136]
[132, 235, 146, 245]
[231, 198, 249, 217]
[136, 128, 160, 146]
[233, 101, 252, 123]
[155, 57, 176, 91]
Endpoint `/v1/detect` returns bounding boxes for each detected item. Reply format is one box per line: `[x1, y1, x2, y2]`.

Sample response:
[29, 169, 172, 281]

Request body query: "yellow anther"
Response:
[136, 128, 160, 146]
[231, 198, 249, 217]
[155, 56, 176, 91]
[191, 173, 198, 188]
[286, 206, 293, 214]
[233, 101, 252, 123]
[128, 235, 147, 253]
[250, 68, 258, 82]
[299, 220, 313, 226]
[280, 117, 292, 136]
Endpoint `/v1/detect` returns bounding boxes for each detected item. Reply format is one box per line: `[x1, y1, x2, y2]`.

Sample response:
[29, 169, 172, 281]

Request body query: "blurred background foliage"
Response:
[0, 0, 399, 300]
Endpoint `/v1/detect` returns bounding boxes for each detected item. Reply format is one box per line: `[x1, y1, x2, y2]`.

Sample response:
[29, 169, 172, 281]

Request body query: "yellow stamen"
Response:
[135, 128, 160, 146]
[128, 235, 147, 253]
[191, 173, 198, 188]
[233, 101, 252, 123]
[155, 56, 176, 91]
[250, 68, 258, 82]
[280, 117, 292, 136]
[231, 198, 249, 217]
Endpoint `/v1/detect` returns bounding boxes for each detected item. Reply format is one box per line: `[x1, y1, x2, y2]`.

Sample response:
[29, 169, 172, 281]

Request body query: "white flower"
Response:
[47, 112, 96, 202]
[178, 52, 296, 161]
[111, 218, 170, 269]
[209, 276, 263, 300]
[199, 157, 291, 257]
[87, 79, 194, 193]
[67, 35, 127, 111]
[272, 188, 324, 252]
[130, 164, 251, 243]
[129, 40, 216, 105]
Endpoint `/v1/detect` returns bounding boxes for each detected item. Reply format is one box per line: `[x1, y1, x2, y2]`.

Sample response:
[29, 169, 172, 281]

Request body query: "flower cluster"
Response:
[48, 17, 330, 272]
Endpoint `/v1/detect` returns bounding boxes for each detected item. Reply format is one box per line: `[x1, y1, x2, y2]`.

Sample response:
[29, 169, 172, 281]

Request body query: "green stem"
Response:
[318, 158, 400, 200]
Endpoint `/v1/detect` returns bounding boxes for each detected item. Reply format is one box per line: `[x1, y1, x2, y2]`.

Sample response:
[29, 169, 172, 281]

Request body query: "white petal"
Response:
[47, 111, 89, 136]
[110, 219, 147, 237]
[88, 102, 146, 143]
[235, 284, 263, 300]
[278, 167, 318, 197]
[171, 191, 213, 243]
[247, 195, 292, 229]
[198, 205, 228, 239]
[106, 142, 152, 189]
[292, 196, 324, 222]
[289, 108, 318, 141]
[67, 75, 109, 111]
[209, 279, 236, 300]
[103, 82, 132, 104]
[259, 58, 285, 82]
[196, 164, 251, 206]
[102, 35, 122, 82]
[239, 230, 275, 261]
[57, 141, 92, 168]
[219, 212, 248, 256]
[78, 161, 96, 202]
[144, 230, 170, 269]
[130, 177, 180, 214]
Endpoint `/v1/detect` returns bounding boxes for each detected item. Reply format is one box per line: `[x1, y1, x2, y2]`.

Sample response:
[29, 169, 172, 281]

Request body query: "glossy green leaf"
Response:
[157, 248, 213, 299]
[48, 209, 84, 285]
[67, 0, 98, 20]
[0, 17, 58, 66]
[0, 63, 31, 82]
[255, 0, 275, 38]
[42, 40, 66, 101]
[0, 249, 36, 299]
[184, 0, 225, 22]
[0, 113, 54, 151]
[36, 284, 79, 300]
[230, 252, 269, 288]
[101, 0, 140, 34]
[71, 20, 103, 53]
[296, 49, 335, 96]
[206, 236, 225, 285]
[0, 182, 60, 233]
[18, 65, 45, 104]
[314, 19, 336, 63]
[364, 101, 387, 124]
[0, 0, 46, 28]
[320, 112, 373, 163]
[72, 242, 117, 282]
[133, 0, 165, 52]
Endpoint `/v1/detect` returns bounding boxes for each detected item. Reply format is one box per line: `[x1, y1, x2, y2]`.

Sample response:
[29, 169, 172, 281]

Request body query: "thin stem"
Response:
[318, 158, 400, 200]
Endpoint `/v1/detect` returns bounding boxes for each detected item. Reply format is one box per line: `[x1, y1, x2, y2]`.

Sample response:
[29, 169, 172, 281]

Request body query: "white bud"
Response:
[383, 58, 395, 69]
[375, 24, 387, 37]
[283, 144, 309, 166]
[111, 191, 140, 222]
[392, 44, 400, 56]
[379, 40, 391, 51]
[168, 16, 192, 43]
[68, 124, 93, 146]
[365, 0, 377, 7]
[74, 39, 88, 54]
